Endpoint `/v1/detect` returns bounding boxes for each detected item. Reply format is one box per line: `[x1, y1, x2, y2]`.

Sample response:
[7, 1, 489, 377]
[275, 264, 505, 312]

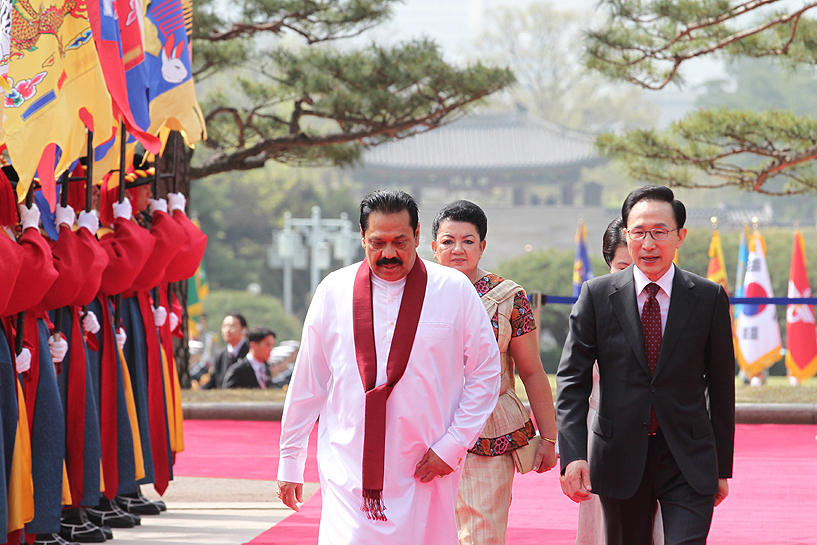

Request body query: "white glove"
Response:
[116, 327, 127, 349]
[167, 193, 186, 214]
[55, 204, 76, 228]
[82, 310, 101, 334]
[169, 312, 179, 331]
[112, 197, 132, 220]
[149, 198, 168, 215]
[153, 305, 167, 327]
[77, 210, 99, 236]
[49, 335, 68, 364]
[19, 204, 40, 231]
[16, 347, 31, 374]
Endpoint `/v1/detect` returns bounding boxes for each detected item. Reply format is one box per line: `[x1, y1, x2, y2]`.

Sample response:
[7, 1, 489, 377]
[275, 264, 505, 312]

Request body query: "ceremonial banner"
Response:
[733, 226, 749, 319]
[187, 263, 208, 317]
[0, 0, 13, 141]
[144, 0, 204, 143]
[572, 219, 594, 297]
[734, 230, 782, 377]
[785, 230, 817, 383]
[4, 0, 114, 203]
[86, 0, 159, 154]
[706, 229, 729, 295]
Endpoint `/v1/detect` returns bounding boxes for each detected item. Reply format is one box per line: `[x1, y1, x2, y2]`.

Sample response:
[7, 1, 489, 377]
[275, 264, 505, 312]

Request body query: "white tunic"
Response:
[278, 259, 501, 544]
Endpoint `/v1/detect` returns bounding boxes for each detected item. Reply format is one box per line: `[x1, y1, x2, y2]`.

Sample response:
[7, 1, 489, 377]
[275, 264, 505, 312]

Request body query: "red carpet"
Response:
[175, 422, 817, 544]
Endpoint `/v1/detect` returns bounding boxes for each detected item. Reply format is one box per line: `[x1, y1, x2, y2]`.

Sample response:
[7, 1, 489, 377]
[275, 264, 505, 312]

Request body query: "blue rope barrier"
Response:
[533, 295, 817, 306]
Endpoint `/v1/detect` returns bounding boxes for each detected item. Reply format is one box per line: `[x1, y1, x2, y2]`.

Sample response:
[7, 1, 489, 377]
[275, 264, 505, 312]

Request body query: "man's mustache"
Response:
[376, 257, 403, 266]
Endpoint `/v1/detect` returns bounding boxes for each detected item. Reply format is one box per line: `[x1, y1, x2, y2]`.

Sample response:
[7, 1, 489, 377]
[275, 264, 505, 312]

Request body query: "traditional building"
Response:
[353, 108, 616, 268]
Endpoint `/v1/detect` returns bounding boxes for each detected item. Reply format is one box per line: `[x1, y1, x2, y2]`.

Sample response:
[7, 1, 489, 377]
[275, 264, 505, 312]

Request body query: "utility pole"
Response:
[270, 206, 359, 315]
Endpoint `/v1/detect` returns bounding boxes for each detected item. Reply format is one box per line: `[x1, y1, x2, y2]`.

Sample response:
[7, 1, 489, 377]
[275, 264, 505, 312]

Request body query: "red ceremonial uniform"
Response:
[4, 228, 58, 317]
[0, 233, 24, 315]
[52, 225, 107, 507]
[98, 218, 156, 297]
[159, 209, 207, 457]
[9, 227, 62, 538]
[163, 210, 207, 284]
[94, 217, 153, 498]
[123, 210, 186, 495]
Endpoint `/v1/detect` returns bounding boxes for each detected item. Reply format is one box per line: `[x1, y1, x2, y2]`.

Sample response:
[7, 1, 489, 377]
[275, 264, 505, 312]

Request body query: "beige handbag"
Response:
[511, 434, 541, 474]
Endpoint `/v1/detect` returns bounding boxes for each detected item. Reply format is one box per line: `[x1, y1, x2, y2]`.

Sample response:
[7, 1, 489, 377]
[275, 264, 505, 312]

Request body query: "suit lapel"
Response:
[609, 267, 650, 376]
[654, 269, 699, 378]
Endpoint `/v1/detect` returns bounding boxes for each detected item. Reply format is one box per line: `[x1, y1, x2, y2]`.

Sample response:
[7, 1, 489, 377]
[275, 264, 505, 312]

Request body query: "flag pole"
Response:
[52, 170, 71, 340]
[114, 122, 127, 329]
[15, 185, 36, 356]
[80, 130, 94, 321]
[151, 149, 160, 307]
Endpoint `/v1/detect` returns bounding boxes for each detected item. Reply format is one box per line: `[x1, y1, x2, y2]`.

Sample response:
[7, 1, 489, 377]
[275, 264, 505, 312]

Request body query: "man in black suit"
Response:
[223, 327, 277, 389]
[556, 186, 735, 545]
[201, 313, 248, 389]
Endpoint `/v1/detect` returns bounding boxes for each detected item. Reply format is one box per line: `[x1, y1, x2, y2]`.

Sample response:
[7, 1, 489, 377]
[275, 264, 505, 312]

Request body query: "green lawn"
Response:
[181, 376, 817, 404]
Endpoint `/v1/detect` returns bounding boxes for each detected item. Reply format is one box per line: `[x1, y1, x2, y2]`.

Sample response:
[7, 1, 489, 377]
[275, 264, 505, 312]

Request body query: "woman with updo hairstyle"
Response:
[431, 200, 558, 545]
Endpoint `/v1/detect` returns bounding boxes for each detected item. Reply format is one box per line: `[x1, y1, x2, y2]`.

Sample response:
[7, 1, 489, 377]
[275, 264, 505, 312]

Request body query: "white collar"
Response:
[633, 263, 675, 298]
[229, 338, 246, 355]
[247, 354, 265, 369]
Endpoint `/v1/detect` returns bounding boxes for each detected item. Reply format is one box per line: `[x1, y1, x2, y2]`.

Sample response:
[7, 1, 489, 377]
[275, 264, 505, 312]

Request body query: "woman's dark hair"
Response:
[602, 216, 627, 267]
[431, 200, 488, 241]
[621, 185, 686, 229]
[359, 189, 419, 233]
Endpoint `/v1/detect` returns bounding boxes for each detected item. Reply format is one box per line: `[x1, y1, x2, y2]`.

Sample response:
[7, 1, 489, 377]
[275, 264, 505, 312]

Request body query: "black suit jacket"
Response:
[556, 265, 735, 499]
[202, 340, 249, 389]
[223, 357, 266, 389]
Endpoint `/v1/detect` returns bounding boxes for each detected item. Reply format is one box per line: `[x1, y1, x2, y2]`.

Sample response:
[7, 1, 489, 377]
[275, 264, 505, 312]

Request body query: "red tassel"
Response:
[361, 489, 388, 521]
[67, 163, 87, 211]
[0, 168, 18, 227]
[99, 177, 119, 227]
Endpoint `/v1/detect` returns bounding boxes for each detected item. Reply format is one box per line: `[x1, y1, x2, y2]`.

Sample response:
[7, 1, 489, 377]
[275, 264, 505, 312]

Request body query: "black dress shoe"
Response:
[33, 534, 81, 545]
[134, 485, 167, 511]
[114, 493, 161, 515]
[99, 525, 113, 540]
[86, 497, 135, 528]
[59, 513, 108, 543]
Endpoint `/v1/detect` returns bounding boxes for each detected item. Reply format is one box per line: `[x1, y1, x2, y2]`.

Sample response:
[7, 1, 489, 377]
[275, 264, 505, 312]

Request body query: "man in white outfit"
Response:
[277, 189, 501, 544]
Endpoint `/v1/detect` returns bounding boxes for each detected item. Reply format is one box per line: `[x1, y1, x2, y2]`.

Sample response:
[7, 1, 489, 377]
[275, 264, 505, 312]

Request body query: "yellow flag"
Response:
[5, 0, 114, 202]
[706, 230, 729, 294]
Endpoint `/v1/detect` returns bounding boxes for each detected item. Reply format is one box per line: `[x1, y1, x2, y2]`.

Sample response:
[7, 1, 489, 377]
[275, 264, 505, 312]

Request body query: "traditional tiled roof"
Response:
[687, 203, 774, 228]
[362, 109, 600, 173]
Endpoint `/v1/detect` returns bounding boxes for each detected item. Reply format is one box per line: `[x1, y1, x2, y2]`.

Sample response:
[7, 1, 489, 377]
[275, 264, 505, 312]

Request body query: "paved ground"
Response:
[107, 477, 320, 545]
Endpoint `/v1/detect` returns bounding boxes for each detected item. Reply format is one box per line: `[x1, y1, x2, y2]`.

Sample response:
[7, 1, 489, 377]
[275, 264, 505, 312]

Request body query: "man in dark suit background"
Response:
[224, 327, 277, 389]
[201, 313, 249, 389]
[556, 186, 735, 545]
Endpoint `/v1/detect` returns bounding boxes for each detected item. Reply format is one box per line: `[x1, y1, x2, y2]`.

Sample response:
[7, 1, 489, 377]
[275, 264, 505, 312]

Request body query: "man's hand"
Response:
[112, 198, 132, 220]
[277, 480, 303, 512]
[82, 311, 101, 334]
[414, 448, 454, 483]
[532, 438, 558, 473]
[714, 478, 729, 507]
[560, 460, 593, 503]
[19, 204, 40, 231]
[49, 335, 68, 364]
[16, 348, 31, 374]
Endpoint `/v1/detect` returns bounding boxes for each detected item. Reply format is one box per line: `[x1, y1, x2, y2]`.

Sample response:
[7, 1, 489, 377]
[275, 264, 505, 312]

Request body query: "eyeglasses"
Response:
[625, 228, 678, 241]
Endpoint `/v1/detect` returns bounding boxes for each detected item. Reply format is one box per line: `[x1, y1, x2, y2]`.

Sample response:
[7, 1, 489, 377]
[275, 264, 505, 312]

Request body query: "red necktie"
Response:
[642, 283, 661, 434]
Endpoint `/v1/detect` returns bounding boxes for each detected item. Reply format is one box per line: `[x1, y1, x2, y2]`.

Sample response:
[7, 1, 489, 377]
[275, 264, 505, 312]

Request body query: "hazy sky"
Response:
[358, 0, 723, 88]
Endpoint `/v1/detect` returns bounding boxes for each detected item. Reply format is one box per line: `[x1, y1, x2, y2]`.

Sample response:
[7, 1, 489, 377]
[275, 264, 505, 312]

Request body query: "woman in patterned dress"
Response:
[432, 200, 558, 545]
